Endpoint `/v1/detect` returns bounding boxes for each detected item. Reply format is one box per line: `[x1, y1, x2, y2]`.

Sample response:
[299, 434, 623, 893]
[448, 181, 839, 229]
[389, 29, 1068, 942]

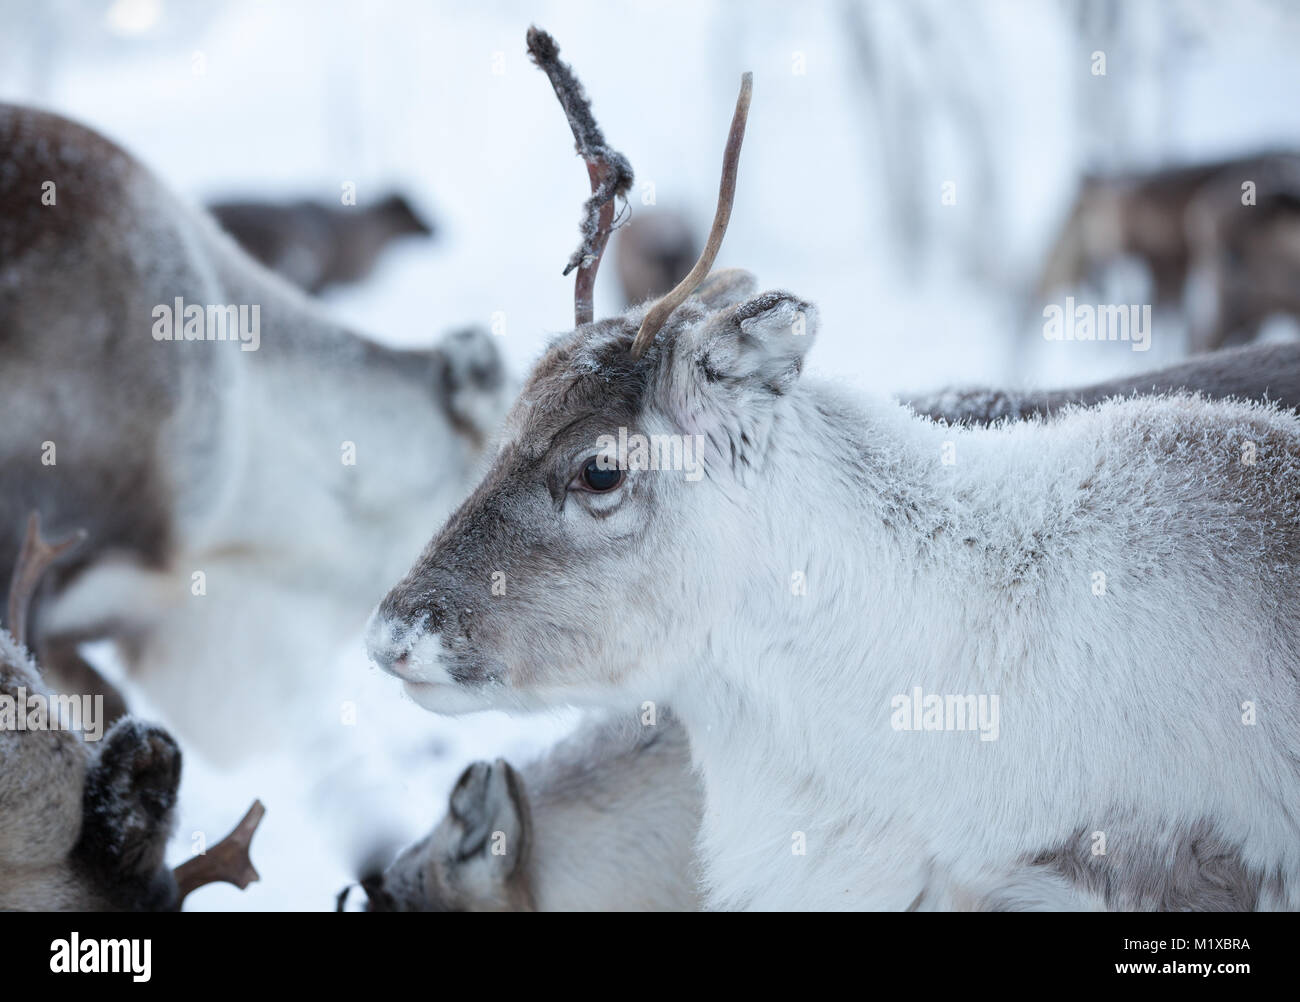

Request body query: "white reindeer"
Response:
[0, 104, 508, 764]
[367, 77, 1300, 910]
[353, 710, 700, 912]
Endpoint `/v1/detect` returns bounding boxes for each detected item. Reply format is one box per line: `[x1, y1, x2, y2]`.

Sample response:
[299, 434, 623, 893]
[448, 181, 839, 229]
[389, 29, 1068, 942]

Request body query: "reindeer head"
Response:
[359, 759, 534, 911]
[366, 272, 816, 713]
[365, 62, 824, 712]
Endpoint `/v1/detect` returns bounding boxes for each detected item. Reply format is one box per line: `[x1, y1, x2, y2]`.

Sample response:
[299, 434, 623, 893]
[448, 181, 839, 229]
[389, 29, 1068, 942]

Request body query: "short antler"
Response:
[526, 26, 634, 327]
[629, 72, 753, 360]
[6, 511, 87, 649]
[173, 800, 266, 907]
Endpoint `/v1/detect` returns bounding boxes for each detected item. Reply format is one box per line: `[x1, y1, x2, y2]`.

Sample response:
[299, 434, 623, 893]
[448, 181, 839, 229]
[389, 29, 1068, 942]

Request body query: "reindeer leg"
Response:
[73, 719, 183, 911]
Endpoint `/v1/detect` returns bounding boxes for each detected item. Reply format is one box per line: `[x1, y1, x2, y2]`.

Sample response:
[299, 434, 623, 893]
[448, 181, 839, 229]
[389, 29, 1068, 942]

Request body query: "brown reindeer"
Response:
[208, 192, 434, 294]
[0, 514, 262, 911]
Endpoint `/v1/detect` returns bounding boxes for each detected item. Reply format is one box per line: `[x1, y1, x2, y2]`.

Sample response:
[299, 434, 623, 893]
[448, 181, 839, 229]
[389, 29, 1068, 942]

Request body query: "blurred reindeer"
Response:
[0, 104, 507, 763]
[0, 514, 262, 911]
[354, 711, 700, 912]
[1038, 151, 1300, 351]
[208, 192, 435, 295]
[613, 210, 700, 307]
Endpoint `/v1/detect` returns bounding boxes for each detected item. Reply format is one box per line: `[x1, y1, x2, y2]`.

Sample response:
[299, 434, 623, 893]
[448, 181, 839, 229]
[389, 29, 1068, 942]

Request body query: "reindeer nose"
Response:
[363, 608, 417, 679]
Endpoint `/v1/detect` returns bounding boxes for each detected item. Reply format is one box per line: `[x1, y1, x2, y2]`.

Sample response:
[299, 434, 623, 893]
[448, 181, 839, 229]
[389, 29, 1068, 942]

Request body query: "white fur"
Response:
[378, 289, 1300, 910]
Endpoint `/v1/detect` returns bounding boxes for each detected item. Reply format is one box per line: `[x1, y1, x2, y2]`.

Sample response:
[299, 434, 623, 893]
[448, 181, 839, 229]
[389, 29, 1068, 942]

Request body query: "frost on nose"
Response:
[363, 607, 417, 677]
[363, 607, 453, 685]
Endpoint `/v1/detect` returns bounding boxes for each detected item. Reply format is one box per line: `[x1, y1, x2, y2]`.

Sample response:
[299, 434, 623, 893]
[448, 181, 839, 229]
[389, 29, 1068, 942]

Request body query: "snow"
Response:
[3, 0, 1300, 908]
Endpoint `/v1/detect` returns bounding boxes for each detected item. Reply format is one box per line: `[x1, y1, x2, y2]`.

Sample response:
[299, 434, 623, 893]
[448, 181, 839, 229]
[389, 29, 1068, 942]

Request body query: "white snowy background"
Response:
[3, 0, 1300, 909]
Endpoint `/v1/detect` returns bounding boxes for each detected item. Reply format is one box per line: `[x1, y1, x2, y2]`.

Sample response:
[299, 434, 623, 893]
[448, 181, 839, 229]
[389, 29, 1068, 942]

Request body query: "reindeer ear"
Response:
[691, 268, 757, 311]
[436, 327, 507, 441]
[448, 759, 532, 878]
[660, 291, 817, 471]
[679, 290, 817, 394]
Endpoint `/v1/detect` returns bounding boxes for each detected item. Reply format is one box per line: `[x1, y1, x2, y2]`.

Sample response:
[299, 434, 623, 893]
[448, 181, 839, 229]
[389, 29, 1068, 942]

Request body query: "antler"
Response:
[173, 800, 266, 907]
[6, 511, 87, 649]
[629, 72, 753, 360]
[526, 26, 634, 327]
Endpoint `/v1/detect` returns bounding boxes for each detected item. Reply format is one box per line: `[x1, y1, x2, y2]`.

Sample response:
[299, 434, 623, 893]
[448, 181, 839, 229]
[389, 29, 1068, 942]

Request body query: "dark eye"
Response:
[579, 457, 624, 493]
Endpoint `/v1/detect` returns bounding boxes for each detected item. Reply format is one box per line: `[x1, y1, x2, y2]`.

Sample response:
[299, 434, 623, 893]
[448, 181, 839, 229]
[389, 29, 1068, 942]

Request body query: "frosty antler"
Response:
[173, 800, 266, 906]
[629, 72, 753, 360]
[6, 511, 87, 649]
[526, 25, 634, 327]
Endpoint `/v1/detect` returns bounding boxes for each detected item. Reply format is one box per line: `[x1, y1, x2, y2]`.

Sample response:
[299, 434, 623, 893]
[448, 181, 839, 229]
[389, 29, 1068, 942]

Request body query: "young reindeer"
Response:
[360, 335, 1300, 913]
[0, 514, 263, 911]
[354, 710, 700, 912]
[0, 103, 507, 762]
[362, 334, 1300, 913]
[369, 47, 1300, 910]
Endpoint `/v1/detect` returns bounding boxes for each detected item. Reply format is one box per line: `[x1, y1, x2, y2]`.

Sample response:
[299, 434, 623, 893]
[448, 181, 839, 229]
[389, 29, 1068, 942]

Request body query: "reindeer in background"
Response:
[1037, 151, 1300, 352]
[0, 103, 508, 764]
[208, 192, 435, 295]
[0, 514, 263, 911]
[352, 710, 700, 912]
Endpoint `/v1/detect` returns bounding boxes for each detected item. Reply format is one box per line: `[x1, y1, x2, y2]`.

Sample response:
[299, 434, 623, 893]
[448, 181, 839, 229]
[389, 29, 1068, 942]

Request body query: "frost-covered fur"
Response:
[362, 710, 700, 911]
[370, 268, 1300, 910]
[0, 104, 508, 762]
[0, 631, 180, 911]
[907, 340, 1300, 426]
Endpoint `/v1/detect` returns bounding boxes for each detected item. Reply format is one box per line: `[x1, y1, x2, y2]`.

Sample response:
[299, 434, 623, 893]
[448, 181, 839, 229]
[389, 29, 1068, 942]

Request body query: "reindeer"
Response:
[366, 34, 1300, 910]
[208, 192, 435, 295]
[359, 334, 1300, 913]
[0, 514, 262, 911]
[1036, 152, 1300, 314]
[1183, 165, 1300, 352]
[0, 103, 507, 763]
[613, 210, 700, 308]
[906, 339, 1300, 425]
[353, 710, 700, 912]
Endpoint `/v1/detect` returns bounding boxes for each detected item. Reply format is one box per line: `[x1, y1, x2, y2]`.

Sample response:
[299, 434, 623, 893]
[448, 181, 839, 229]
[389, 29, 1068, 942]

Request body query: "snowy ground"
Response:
[3, 0, 1300, 909]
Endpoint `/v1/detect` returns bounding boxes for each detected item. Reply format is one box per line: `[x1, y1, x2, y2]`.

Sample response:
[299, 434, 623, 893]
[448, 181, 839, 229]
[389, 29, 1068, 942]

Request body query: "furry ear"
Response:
[660, 291, 818, 472]
[680, 290, 817, 394]
[436, 327, 508, 443]
[448, 759, 532, 879]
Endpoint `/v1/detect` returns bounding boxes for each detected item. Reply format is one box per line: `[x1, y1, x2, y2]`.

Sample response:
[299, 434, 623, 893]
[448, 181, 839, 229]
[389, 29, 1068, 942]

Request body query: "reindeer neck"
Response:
[675, 381, 1009, 750]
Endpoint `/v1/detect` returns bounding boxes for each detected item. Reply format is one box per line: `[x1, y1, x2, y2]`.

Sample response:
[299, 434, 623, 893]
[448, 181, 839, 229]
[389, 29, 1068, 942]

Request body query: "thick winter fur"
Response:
[369, 268, 1300, 910]
[0, 104, 507, 761]
[0, 631, 180, 911]
[907, 340, 1300, 425]
[360, 710, 701, 911]
[208, 192, 434, 294]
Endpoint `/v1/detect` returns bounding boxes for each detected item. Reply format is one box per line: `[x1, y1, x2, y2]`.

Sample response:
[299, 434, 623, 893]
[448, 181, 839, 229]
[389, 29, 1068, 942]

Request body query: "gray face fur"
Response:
[366, 270, 812, 712]
[362, 758, 534, 912]
[356, 711, 701, 912]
